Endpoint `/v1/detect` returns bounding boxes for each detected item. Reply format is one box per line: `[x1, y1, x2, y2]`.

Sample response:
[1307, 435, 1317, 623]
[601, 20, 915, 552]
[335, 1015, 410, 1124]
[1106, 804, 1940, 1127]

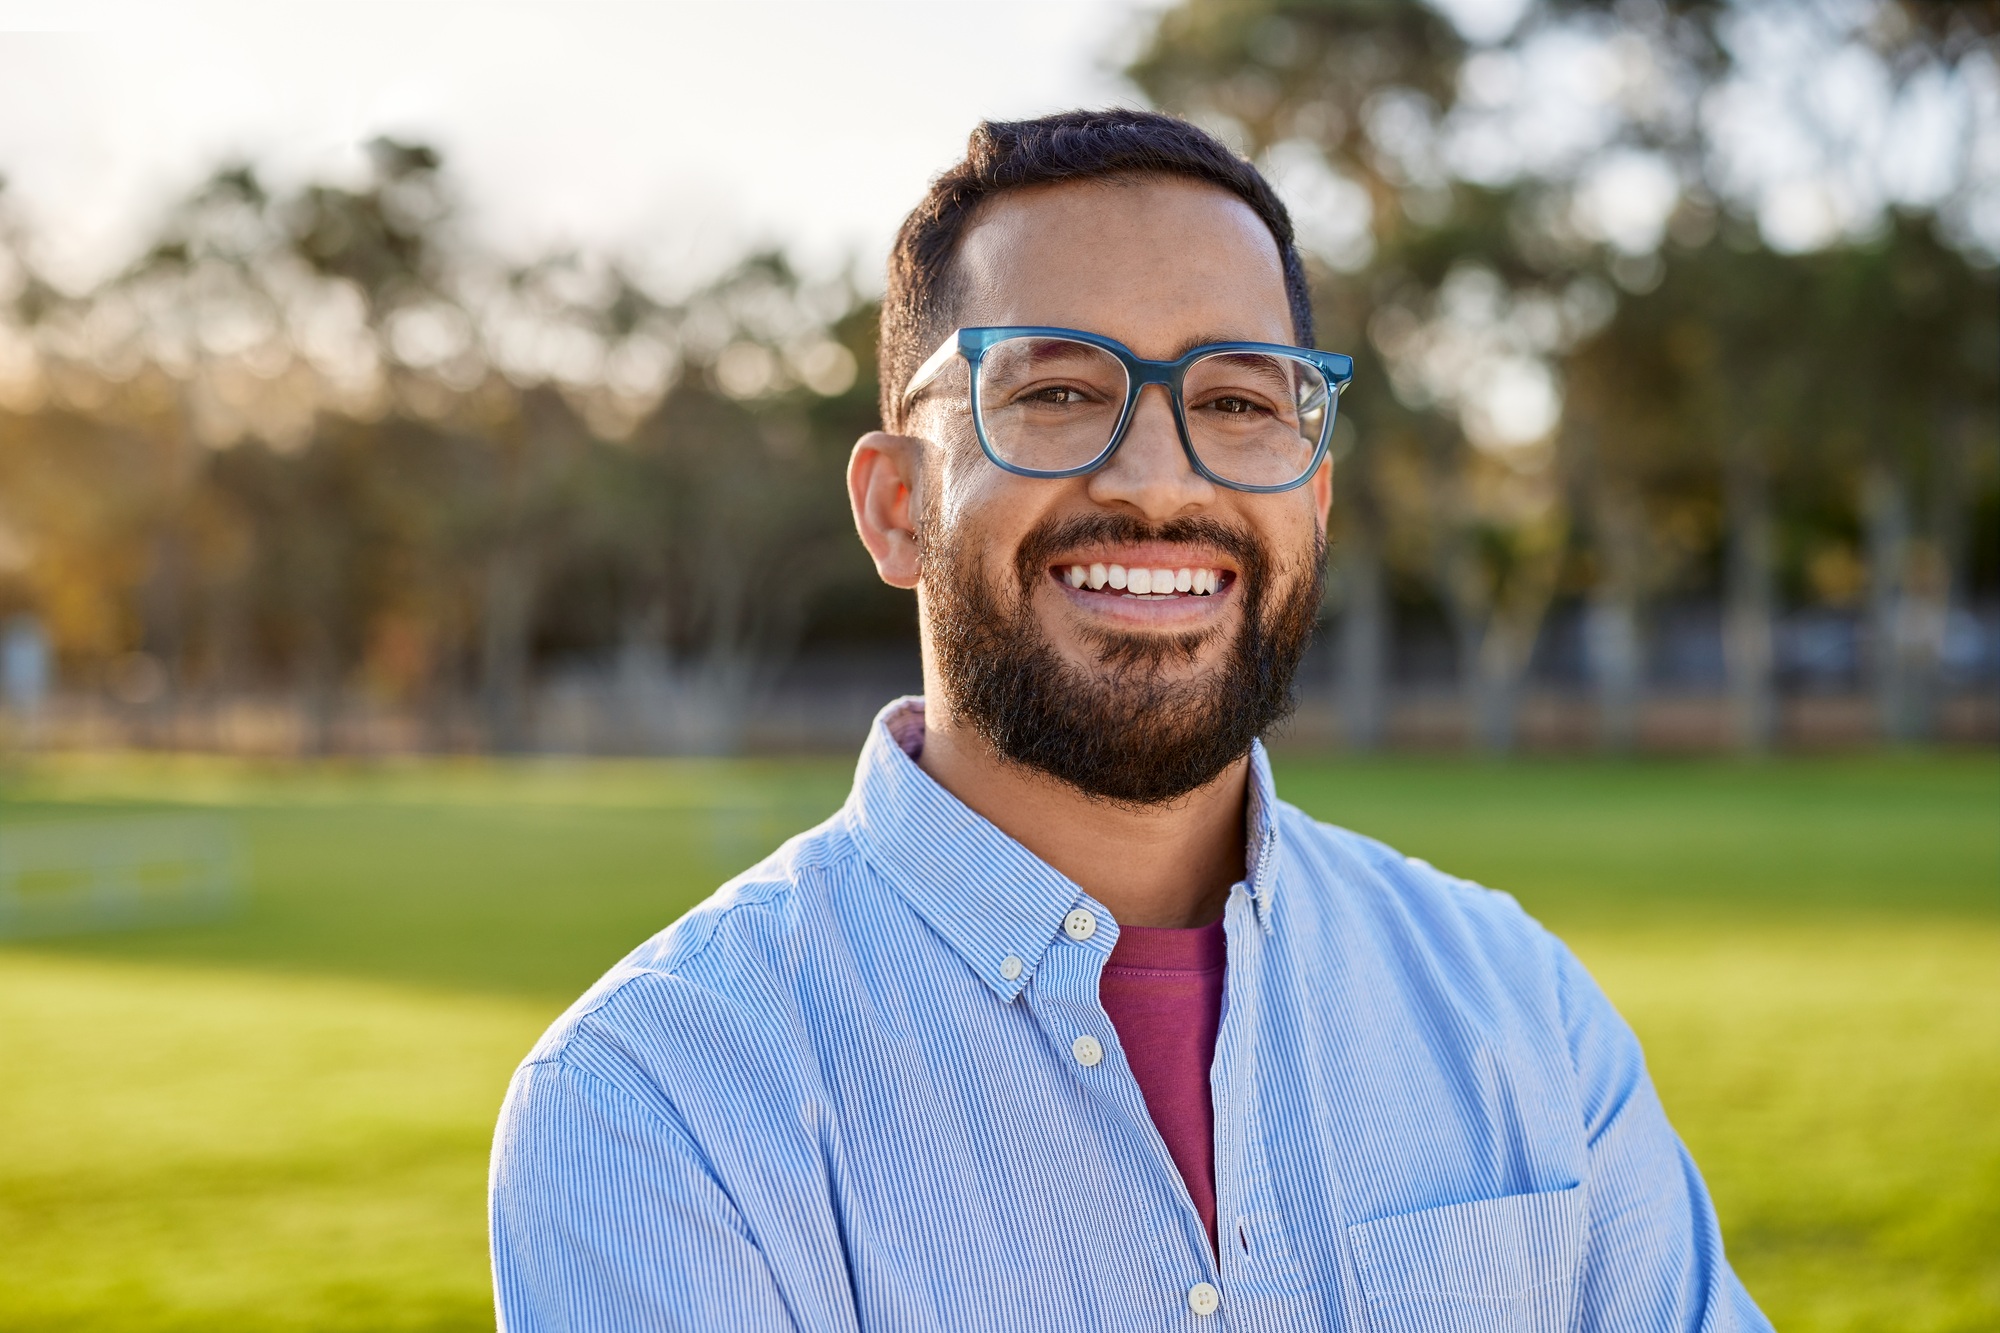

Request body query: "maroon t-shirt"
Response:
[1099, 918, 1227, 1250]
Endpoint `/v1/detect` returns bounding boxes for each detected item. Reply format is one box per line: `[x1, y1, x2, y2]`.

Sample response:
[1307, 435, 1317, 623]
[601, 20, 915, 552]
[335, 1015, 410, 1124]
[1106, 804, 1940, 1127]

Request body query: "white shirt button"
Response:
[999, 956, 1023, 982]
[1062, 908, 1097, 942]
[1187, 1282, 1220, 1316]
[1071, 1034, 1103, 1067]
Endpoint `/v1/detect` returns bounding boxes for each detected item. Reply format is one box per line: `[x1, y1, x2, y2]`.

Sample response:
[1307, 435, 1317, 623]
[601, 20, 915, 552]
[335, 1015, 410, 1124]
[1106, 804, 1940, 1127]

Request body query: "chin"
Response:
[1051, 623, 1227, 680]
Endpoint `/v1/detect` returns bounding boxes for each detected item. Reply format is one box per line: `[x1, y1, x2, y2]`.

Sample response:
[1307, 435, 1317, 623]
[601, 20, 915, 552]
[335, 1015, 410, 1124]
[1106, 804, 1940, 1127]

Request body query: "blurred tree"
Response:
[1131, 1, 1621, 749]
[1131, 0, 1999, 750]
[574, 254, 879, 753]
[0, 140, 887, 753]
[3, 2, 1994, 756]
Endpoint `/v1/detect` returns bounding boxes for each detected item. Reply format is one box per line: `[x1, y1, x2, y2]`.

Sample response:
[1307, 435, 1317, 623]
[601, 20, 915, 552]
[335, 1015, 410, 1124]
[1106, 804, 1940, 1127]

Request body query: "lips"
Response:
[1013, 514, 1255, 614]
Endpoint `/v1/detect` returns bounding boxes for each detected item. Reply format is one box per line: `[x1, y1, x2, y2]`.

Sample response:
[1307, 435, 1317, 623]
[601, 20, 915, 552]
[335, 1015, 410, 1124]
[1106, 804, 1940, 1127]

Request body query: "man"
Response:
[490, 110, 1769, 1332]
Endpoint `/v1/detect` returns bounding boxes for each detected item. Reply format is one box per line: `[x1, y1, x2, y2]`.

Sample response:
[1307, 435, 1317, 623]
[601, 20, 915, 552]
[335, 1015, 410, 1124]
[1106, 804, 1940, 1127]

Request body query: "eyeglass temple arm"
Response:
[899, 334, 963, 409]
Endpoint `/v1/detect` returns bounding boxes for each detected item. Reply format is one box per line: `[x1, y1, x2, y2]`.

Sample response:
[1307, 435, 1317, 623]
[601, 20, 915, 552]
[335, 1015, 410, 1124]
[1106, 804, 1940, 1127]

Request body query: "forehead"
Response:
[949, 175, 1295, 355]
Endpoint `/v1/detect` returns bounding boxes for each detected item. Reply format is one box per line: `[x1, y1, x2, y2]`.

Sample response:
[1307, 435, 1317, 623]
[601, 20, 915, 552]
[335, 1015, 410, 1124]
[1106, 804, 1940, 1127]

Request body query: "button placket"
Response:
[1052, 903, 1113, 1072]
[1031, 901, 1227, 1307]
[1209, 893, 1308, 1294]
[1025, 903, 1122, 1087]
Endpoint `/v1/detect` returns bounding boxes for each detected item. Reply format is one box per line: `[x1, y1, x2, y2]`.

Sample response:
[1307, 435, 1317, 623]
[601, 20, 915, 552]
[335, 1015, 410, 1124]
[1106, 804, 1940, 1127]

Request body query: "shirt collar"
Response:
[844, 697, 1282, 1004]
[1242, 739, 1281, 931]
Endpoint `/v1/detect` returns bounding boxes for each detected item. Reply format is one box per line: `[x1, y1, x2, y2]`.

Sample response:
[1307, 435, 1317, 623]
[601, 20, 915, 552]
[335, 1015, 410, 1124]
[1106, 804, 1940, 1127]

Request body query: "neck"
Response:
[914, 694, 1248, 930]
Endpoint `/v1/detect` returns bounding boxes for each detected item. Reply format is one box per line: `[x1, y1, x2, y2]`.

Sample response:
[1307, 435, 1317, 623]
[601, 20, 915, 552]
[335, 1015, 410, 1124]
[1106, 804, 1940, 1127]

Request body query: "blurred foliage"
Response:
[0, 145, 893, 751]
[0, 0, 1996, 754]
[1130, 0, 1999, 749]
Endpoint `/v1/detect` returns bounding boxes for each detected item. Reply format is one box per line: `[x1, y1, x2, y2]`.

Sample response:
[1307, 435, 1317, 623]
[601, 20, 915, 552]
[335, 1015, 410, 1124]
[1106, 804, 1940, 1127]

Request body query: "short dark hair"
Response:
[878, 108, 1315, 431]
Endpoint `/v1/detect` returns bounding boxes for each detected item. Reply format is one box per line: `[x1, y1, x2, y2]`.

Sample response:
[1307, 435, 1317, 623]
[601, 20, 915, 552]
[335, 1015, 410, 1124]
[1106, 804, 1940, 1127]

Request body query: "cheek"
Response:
[1283, 512, 1326, 572]
[932, 453, 1052, 573]
[1241, 496, 1323, 569]
[927, 431, 1000, 533]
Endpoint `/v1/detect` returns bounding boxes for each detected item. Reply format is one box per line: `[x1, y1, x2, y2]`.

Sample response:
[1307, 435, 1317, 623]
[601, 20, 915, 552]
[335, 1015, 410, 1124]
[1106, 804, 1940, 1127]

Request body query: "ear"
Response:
[1309, 453, 1334, 532]
[849, 431, 924, 590]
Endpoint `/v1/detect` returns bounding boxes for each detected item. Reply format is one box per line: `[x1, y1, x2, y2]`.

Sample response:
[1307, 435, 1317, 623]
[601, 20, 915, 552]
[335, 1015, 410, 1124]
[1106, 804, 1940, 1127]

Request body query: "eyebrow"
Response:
[1164, 331, 1297, 359]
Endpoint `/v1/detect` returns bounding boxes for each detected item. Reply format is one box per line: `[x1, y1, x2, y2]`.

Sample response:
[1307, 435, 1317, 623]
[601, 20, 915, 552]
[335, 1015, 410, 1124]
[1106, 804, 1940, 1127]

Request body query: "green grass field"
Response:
[1, 751, 1995, 1331]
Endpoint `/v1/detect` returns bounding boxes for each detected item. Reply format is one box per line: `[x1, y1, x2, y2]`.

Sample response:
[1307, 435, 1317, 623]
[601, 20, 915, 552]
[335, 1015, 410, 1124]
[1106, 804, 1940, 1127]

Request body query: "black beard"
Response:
[918, 509, 1324, 806]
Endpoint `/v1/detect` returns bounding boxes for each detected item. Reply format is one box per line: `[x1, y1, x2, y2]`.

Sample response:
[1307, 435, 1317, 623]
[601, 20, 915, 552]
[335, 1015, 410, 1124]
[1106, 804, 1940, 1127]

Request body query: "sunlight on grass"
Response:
[1578, 924, 2000, 1332]
[0, 955, 546, 1333]
[0, 751, 1994, 1330]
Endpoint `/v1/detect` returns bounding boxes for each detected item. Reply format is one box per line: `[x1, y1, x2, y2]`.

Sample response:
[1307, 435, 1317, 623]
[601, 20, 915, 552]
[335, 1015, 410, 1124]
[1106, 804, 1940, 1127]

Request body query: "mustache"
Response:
[1009, 512, 1269, 599]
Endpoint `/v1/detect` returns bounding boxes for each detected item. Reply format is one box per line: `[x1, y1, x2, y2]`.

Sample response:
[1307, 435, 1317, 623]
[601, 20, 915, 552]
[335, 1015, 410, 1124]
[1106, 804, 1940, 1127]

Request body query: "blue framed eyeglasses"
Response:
[901, 326, 1354, 494]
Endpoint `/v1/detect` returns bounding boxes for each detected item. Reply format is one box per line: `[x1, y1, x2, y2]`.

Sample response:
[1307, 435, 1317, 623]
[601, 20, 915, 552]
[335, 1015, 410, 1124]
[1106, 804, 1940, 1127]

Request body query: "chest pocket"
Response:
[1347, 1184, 1584, 1333]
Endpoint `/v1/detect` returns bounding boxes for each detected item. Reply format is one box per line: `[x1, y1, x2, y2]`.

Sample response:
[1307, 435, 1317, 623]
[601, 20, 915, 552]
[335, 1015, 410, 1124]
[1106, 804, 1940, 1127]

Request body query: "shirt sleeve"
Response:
[489, 1055, 806, 1333]
[1550, 935, 1774, 1333]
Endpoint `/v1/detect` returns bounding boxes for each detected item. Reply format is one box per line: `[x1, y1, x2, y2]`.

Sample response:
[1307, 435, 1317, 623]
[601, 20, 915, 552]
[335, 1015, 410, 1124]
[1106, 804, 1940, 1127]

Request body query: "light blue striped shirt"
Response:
[491, 698, 1769, 1332]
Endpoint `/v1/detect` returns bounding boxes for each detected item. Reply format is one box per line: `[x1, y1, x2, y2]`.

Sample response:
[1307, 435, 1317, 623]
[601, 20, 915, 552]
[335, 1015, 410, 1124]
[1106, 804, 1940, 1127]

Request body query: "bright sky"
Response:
[5, 0, 1984, 298]
[3, 0, 1982, 458]
[0, 0, 1178, 293]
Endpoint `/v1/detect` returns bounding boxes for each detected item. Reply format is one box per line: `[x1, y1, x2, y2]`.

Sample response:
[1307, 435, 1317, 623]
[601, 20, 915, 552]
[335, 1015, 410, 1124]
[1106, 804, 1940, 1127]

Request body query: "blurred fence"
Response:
[5, 609, 1994, 757]
[0, 815, 242, 938]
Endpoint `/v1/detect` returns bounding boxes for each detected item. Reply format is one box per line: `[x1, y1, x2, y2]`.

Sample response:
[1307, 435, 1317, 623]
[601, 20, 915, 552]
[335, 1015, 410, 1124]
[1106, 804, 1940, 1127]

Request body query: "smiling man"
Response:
[489, 110, 1769, 1333]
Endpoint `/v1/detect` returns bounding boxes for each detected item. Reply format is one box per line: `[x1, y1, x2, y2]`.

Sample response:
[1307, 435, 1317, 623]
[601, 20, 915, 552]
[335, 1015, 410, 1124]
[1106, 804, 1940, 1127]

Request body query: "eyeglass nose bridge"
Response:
[1096, 364, 1208, 481]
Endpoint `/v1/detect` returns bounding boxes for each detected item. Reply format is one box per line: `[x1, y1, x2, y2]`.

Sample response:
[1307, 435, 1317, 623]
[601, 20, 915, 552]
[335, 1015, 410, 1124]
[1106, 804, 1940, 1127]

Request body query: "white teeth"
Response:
[1072, 562, 1222, 597]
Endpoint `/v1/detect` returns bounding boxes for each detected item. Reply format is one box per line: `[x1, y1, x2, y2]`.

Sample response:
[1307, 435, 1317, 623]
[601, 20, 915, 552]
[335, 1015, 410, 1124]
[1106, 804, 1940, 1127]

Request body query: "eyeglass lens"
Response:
[973, 335, 1331, 488]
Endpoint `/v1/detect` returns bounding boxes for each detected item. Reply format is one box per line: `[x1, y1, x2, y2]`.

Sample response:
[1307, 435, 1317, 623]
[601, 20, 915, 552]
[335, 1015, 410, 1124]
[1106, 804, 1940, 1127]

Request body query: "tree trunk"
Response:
[1723, 438, 1776, 751]
[677, 561, 774, 756]
[1436, 522, 1489, 752]
[1469, 630, 1521, 752]
[1437, 524, 1564, 754]
[299, 622, 340, 757]
[1469, 540, 1564, 753]
[1864, 462, 1916, 740]
[1588, 485, 1645, 752]
[1338, 547, 1387, 751]
[1428, 441, 1492, 753]
[139, 524, 187, 749]
[1871, 412, 1972, 743]
[480, 543, 538, 752]
[1335, 449, 1387, 751]
[1923, 409, 1978, 734]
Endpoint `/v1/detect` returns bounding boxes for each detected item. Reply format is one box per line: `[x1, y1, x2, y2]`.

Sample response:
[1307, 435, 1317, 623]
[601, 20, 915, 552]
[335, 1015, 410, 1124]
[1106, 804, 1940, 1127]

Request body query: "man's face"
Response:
[908, 176, 1331, 804]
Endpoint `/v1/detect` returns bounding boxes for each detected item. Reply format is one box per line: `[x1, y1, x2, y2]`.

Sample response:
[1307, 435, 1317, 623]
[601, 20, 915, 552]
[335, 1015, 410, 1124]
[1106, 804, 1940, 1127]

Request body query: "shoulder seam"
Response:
[517, 1043, 684, 1133]
[554, 814, 866, 1031]
[513, 1051, 743, 1200]
[644, 813, 861, 980]
[1279, 803, 1530, 914]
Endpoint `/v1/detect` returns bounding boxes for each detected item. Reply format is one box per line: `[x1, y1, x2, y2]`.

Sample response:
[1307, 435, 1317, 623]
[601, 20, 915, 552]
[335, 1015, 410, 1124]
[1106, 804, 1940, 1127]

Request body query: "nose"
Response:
[1083, 384, 1216, 519]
